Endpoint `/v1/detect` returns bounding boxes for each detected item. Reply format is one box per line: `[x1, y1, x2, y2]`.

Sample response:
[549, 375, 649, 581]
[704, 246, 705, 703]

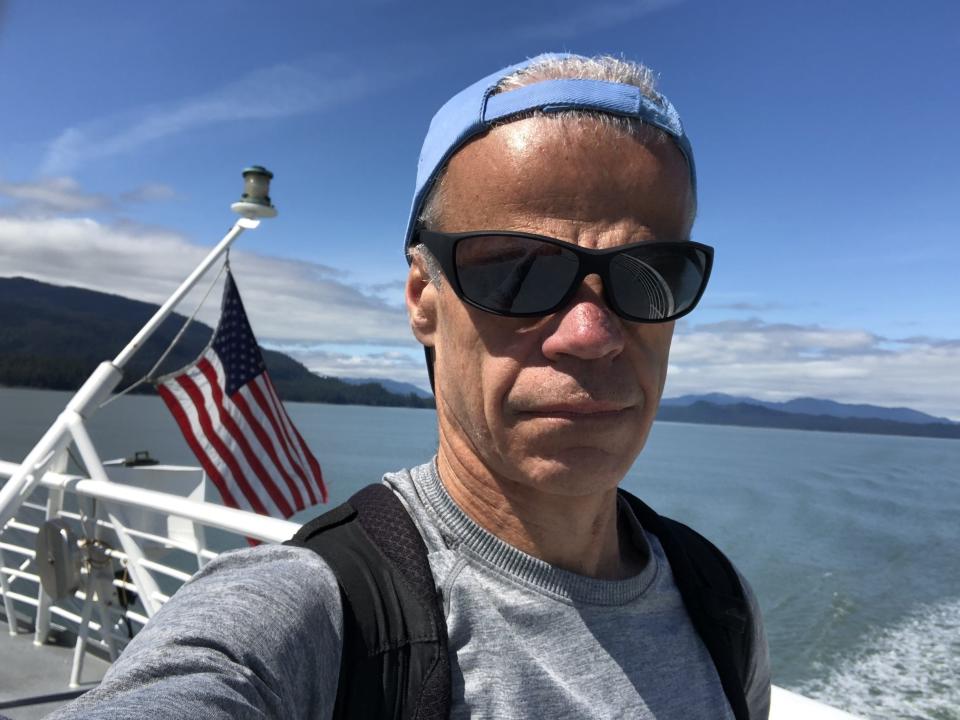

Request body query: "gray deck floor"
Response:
[0, 618, 109, 720]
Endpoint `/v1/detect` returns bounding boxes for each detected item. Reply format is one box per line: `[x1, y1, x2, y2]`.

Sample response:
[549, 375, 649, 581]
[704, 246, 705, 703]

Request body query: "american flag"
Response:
[156, 270, 327, 517]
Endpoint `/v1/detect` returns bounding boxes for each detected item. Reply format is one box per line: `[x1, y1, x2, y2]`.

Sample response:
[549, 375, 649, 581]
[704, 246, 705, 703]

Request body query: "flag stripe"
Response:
[244, 376, 314, 507]
[158, 383, 242, 511]
[264, 374, 326, 502]
[260, 376, 317, 501]
[198, 355, 296, 515]
[246, 378, 316, 506]
[292, 421, 327, 504]
[197, 358, 293, 517]
[175, 371, 271, 516]
[164, 368, 260, 515]
[187, 357, 281, 515]
[160, 374, 252, 512]
[231, 384, 306, 511]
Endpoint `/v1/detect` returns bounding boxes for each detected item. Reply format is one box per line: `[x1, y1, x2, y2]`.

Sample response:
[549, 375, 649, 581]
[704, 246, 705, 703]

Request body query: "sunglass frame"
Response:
[415, 228, 714, 323]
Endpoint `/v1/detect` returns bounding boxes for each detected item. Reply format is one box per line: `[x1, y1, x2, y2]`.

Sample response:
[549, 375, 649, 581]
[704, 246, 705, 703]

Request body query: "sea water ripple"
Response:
[1, 388, 958, 719]
[800, 597, 960, 720]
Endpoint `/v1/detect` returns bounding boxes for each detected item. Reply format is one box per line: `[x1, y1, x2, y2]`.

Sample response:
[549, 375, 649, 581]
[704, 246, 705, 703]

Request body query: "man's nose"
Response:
[540, 276, 625, 361]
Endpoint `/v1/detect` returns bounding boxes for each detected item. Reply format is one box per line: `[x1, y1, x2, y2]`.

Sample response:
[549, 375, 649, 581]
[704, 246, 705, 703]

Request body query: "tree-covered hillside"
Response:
[0, 277, 434, 409]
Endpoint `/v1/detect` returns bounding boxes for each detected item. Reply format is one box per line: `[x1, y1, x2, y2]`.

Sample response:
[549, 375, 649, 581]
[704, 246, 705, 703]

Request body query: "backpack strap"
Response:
[286, 484, 451, 720]
[619, 489, 753, 720]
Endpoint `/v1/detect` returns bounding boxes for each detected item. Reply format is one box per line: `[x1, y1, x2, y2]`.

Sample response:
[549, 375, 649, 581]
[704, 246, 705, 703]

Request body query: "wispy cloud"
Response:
[119, 183, 176, 204]
[512, 0, 684, 39]
[42, 59, 378, 174]
[706, 301, 787, 312]
[897, 336, 960, 349]
[667, 319, 960, 420]
[0, 177, 110, 214]
[0, 177, 174, 216]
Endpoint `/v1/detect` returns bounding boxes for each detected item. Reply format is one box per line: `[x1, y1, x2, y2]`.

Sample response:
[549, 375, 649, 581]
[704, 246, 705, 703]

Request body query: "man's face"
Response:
[407, 117, 695, 497]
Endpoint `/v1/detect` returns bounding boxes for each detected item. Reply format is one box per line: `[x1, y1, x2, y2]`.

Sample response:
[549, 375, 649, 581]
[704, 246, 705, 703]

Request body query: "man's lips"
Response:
[513, 400, 635, 417]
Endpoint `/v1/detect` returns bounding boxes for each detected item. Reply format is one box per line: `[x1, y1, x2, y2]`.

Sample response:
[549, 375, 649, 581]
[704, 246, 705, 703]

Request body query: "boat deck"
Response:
[0, 615, 109, 720]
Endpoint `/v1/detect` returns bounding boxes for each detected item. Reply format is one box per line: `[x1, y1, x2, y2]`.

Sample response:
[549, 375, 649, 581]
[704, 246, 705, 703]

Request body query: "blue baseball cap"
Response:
[403, 52, 696, 254]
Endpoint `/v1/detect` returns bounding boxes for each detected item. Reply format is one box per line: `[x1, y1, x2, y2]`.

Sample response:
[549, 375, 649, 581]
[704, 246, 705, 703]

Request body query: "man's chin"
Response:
[507, 407, 651, 456]
[499, 443, 642, 497]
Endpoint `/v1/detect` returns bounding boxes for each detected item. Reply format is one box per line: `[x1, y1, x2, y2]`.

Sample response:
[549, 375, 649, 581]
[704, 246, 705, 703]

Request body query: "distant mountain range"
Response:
[661, 393, 955, 426]
[1, 276, 956, 440]
[657, 395, 958, 440]
[339, 376, 433, 400]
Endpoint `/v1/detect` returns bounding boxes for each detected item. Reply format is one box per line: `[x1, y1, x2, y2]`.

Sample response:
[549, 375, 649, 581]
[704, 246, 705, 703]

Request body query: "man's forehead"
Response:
[437, 118, 694, 239]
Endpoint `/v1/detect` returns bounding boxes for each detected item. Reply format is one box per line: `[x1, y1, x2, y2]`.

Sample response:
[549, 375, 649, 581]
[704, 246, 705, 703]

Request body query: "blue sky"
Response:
[1, 1, 958, 419]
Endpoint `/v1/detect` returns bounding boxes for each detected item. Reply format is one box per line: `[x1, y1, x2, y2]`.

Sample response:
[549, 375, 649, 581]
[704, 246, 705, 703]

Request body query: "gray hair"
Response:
[407, 242, 444, 286]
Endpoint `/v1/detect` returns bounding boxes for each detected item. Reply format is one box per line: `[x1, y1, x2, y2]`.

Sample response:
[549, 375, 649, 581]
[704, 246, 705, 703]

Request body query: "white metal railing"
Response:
[0, 459, 862, 719]
[0, 461, 297, 542]
[0, 458, 298, 688]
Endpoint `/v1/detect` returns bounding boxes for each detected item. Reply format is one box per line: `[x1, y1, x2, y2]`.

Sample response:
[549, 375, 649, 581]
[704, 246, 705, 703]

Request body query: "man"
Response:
[52, 53, 770, 719]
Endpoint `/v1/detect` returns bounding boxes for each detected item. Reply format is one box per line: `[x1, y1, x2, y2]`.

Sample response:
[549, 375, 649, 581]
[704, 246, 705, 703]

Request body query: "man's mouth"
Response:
[515, 400, 636, 419]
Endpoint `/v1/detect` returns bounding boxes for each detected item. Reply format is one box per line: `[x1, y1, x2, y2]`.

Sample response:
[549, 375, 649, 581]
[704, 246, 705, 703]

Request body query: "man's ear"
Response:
[405, 256, 437, 347]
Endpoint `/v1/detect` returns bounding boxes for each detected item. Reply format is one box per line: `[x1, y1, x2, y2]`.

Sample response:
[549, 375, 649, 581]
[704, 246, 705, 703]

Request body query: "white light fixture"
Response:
[231, 165, 278, 218]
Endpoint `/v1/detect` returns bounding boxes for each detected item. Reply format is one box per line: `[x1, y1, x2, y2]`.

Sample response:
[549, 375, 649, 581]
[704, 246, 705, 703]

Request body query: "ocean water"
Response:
[1, 386, 958, 719]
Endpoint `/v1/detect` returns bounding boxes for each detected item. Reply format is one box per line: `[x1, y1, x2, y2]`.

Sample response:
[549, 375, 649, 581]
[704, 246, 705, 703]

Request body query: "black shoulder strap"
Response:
[619, 489, 753, 720]
[286, 484, 450, 720]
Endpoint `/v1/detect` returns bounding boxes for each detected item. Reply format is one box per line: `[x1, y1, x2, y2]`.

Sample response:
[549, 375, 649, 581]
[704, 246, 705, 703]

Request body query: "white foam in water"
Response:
[797, 597, 960, 720]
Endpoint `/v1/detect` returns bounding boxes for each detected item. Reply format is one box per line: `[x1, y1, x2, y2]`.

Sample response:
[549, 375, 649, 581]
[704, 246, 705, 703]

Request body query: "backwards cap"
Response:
[403, 52, 696, 253]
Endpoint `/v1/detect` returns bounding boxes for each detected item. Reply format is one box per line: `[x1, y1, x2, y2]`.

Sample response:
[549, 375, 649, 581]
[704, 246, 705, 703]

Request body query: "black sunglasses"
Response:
[415, 229, 714, 323]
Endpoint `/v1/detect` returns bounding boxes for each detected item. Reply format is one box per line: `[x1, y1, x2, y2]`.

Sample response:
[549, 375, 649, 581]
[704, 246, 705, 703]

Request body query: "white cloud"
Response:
[0, 177, 111, 214]
[667, 319, 960, 421]
[42, 59, 378, 174]
[0, 214, 415, 347]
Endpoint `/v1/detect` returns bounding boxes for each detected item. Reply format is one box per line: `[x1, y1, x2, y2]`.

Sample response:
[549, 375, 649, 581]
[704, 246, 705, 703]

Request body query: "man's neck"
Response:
[436, 448, 646, 580]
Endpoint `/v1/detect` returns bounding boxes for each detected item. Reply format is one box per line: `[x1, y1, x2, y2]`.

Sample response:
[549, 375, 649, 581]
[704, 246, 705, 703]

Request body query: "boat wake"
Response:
[796, 596, 960, 720]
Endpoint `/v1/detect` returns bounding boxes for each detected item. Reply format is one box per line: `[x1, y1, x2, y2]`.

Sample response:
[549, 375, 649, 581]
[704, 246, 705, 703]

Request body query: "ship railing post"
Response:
[69, 577, 95, 688]
[193, 474, 210, 570]
[68, 490, 100, 689]
[91, 560, 119, 662]
[193, 519, 209, 571]
[0, 546, 18, 635]
[104, 510, 162, 618]
[35, 474, 66, 646]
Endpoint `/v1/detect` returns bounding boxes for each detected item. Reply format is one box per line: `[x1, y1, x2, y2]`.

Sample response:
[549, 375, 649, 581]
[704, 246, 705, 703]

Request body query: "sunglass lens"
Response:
[454, 235, 578, 315]
[609, 246, 709, 320]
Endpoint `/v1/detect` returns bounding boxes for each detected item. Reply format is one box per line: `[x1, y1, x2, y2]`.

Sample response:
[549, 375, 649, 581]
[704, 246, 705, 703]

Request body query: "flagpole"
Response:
[113, 218, 257, 368]
[0, 167, 278, 532]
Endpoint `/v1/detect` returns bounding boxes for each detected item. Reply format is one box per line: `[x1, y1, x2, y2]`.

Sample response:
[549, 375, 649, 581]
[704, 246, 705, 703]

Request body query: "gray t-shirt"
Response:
[51, 461, 770, 719]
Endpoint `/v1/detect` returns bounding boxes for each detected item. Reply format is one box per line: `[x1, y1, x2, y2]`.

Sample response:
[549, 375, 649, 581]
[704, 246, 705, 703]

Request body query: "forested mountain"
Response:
[0, 277, 434, 409]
